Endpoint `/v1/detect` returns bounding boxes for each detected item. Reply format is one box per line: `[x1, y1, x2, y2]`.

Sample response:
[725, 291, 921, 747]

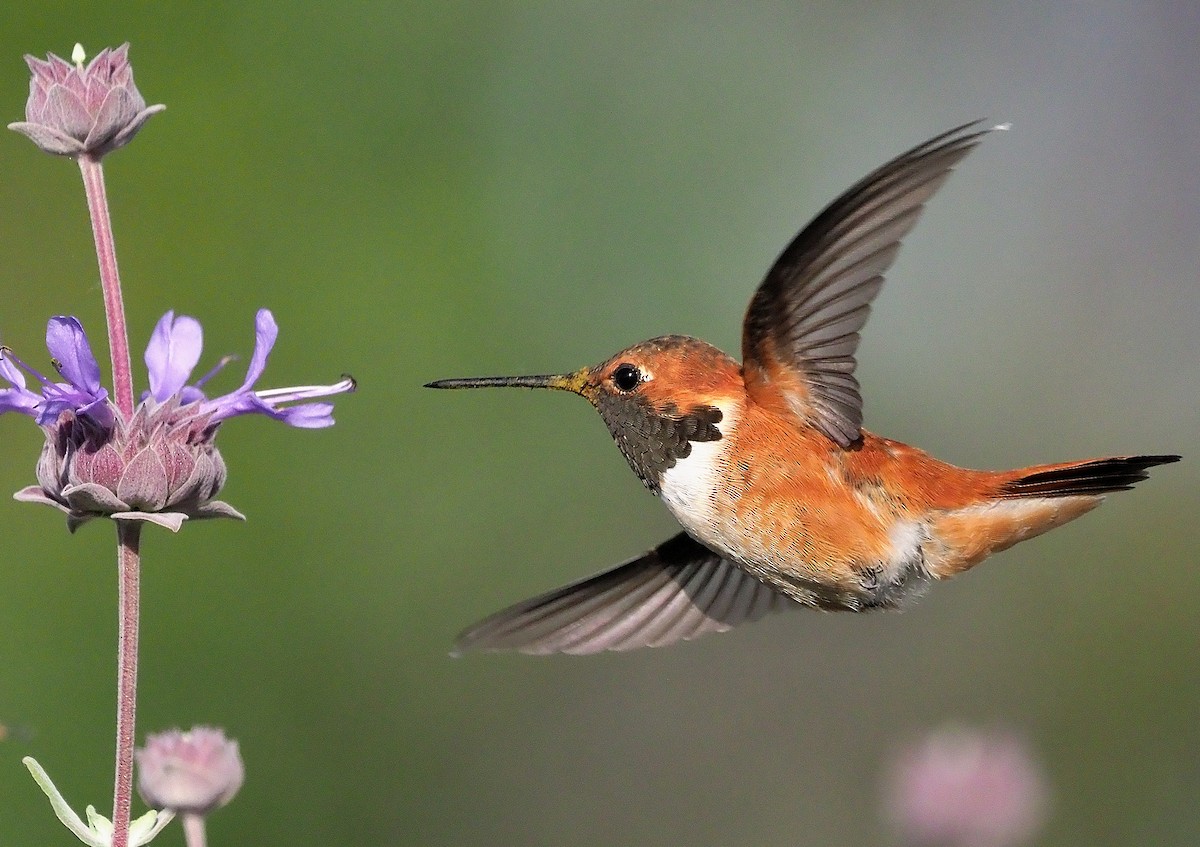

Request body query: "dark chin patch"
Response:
[593, 395, 723, 493]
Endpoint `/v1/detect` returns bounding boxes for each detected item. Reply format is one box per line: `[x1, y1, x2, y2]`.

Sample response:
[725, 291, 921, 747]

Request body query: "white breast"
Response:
[658, 402, 738, 539]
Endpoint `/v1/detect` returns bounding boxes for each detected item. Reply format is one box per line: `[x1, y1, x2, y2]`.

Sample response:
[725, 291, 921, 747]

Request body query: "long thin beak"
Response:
[424, 369, 589, 395]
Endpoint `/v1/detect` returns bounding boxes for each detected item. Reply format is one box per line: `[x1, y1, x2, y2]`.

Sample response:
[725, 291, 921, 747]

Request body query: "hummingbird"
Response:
[427, 120, 1179, 656]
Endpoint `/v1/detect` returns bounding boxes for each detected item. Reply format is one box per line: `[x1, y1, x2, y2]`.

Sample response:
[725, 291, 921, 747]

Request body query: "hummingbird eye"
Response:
[611, 363, 642, 392]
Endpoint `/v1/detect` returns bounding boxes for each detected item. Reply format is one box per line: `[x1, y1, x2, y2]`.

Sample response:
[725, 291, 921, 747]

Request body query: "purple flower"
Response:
[8, 43, 164, 158]
[2, 316, 113, 427]
[884, 726, 1049, 847]
[0, 354, 40, 416]
[136, 726, 244, 815]
[5, 309, 354, 531]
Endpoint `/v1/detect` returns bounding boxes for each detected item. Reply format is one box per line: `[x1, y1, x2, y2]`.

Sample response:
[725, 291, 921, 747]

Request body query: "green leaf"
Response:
[22, 757, 176, 847]
[22, 757, 103, 846]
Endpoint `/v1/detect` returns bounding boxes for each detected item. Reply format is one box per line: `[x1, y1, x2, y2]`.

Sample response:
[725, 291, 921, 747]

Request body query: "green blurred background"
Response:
[0, 3, 1196, 845]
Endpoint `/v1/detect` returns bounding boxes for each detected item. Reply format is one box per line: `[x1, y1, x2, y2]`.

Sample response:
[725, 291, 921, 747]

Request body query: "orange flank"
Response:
[428, 121, 1179, 655]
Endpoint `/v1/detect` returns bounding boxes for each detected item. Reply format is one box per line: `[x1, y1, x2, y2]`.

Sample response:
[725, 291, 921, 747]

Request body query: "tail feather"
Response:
[927, 454, 1178, 579]
[999, 455, 1180, 498]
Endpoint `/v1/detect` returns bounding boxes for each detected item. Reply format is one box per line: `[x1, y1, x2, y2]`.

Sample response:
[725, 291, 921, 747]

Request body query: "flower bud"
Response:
[884, 726, 1049, 847]
[135, 727, 244, 816]
[8, 43, 164, 158]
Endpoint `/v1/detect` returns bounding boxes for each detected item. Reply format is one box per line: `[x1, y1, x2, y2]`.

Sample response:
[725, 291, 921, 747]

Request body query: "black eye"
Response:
[611, 363, 641, 392]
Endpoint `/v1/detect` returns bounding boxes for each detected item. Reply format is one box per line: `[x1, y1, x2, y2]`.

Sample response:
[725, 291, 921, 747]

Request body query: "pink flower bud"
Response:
[884, 726, 1049, 847]
[8, 43, 164, 158]
[135, 727, 244, 816]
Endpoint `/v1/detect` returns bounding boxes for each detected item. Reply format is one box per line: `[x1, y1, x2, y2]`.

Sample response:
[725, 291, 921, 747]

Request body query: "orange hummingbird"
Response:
[427, 120, 1179, 655]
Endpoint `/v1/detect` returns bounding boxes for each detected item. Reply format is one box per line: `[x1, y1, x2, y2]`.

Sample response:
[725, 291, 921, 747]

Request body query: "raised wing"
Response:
[742, 120, 999, 447]
[453, 532, 792, 655]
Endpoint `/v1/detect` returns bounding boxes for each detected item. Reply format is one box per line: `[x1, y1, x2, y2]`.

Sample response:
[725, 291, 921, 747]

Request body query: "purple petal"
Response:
[0, 354, 27, 389]
[263, 401, 336, 429]
[2, 350, 49, 417]
[34, 393, 70, 426]
[204, 390, 339, 429]
[37, 388, 114, 429]
[239, 309, 278, 391]
[243, 393, 327, 426]
[0, 388, 40, 416]
[256, 398, 333, 429]
[203, 390, 269, 423]
[46, 316, 102, 392]
[35, 317, 114, 428]
[198, 310, 352, 428]
[77, 394, 116, 428]
[145, 311, 203, 402]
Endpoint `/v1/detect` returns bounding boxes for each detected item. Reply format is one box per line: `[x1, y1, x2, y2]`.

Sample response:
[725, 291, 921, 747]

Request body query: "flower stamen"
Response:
[254, 375, 357, 402]
[191, 355, 236, 390]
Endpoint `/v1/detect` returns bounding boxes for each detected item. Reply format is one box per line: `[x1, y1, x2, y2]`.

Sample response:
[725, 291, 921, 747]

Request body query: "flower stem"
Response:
[111, 521, 142, 847]
[77, 154, 135, 419]
[182, 813, 208, 847]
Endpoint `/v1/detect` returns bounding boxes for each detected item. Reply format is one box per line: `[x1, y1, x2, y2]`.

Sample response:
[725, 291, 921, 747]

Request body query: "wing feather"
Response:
[453, 533, 792, 655]
[743, 120, 1000, 446]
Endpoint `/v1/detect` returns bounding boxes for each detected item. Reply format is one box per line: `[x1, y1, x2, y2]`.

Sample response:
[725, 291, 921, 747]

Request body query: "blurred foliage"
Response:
[0, 3, 1196, 846]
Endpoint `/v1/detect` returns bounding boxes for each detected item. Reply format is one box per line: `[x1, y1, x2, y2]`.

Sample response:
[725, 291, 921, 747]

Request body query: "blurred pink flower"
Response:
[884, 726, 1049, 847]
[135, 726, 244, 815]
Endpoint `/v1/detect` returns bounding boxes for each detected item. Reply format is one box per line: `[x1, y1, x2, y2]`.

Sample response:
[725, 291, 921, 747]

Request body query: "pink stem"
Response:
[182, 814, 208, 847]
[77, 154, 135, 419]
[111, 521, 142, 847]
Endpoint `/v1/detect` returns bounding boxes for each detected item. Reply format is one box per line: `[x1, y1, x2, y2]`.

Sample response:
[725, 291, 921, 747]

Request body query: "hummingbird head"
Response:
[426, 335, 743, 492]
